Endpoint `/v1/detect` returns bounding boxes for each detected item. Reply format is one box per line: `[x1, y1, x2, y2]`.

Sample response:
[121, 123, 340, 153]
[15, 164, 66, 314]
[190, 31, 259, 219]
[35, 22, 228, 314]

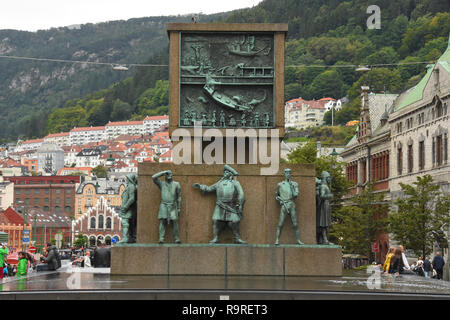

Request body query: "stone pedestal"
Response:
[111, 244, 342, 276]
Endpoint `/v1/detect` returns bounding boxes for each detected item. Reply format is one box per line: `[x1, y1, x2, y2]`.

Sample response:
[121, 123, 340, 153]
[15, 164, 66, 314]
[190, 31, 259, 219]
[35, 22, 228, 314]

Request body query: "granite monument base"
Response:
[111, 244, 342, 277]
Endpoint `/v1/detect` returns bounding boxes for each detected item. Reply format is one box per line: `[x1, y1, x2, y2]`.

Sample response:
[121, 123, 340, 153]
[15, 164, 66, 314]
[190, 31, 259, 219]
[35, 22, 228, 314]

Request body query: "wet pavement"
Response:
[1, 266, 450, 296]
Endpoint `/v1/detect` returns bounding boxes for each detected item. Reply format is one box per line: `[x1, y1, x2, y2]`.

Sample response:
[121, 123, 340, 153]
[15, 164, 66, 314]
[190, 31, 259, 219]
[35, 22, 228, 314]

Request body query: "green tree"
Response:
[308, 69, 344, 99]
[347, 68, 402, 99]
[331, 183, 389, 261]
[92, 165, 108, 178]
[74, 233, 87, 248]
[287, 141, 349, 206]
[388, 175, 450, 259]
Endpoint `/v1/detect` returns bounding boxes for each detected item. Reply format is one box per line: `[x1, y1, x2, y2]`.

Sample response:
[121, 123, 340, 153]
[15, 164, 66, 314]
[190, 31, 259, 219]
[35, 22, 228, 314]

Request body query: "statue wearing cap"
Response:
[152, 170, 182, 244]
[193, 165, 247, 244]
[275, 168, 304, 245]
[118, 173, 138, 244]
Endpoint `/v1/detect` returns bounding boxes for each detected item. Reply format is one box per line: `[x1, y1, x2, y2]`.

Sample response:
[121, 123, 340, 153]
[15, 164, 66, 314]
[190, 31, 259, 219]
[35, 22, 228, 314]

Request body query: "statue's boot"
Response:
[231, 223, 247, 244]
[321, 229, 333, 245]
[275, 226, 282, 245]
[210, 223, 220, 244]
[173, 221, 181, 244]
[295, 227, 304, 245]
[159, 220, 166, 244]
[118, 222, 129, 244]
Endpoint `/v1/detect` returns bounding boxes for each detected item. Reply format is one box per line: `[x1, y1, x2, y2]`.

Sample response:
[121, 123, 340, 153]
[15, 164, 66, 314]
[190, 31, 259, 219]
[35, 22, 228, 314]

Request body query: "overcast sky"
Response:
[0, 0, 263, 32]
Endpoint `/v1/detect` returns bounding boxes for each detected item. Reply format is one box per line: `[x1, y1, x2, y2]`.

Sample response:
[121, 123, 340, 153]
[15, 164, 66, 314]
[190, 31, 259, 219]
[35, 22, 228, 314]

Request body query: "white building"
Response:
[389, 43, 450, 198]
[69, 126, 106, 146]
[143, 115, 169, 135]
[75, 148, 103, 168]
[15, 139, 43, 152]
[105, 121, 143, 140]
[0, 175, 14, 210]
[43, 132, 70, 147]
[36, 142, 65, 175]
[285, 98, 328, 129]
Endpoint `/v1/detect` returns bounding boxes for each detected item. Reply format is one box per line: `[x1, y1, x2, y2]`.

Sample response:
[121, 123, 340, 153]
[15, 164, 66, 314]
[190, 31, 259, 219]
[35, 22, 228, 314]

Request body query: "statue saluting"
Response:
[193, 165, 247, 244]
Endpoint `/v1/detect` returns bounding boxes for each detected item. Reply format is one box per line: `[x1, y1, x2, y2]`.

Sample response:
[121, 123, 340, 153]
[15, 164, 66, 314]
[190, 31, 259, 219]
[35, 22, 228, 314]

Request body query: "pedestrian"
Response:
[83, 251, 91, 268]
[16, 252, 27, 277]
[432, 252, 445, 280]
[399, 245, 410, 271]
[0, 243, 8, 280]
[389, 247, 404, 275]
[39, 242, 61, 271]
[93, 241, 110, 268]
[423, 256, 432, 278]
[383, 247, 395, 274]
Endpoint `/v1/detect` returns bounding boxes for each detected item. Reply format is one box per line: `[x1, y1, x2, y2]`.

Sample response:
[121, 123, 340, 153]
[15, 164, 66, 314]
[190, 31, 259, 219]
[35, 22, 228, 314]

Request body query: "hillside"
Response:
[0, 12, 230, 142]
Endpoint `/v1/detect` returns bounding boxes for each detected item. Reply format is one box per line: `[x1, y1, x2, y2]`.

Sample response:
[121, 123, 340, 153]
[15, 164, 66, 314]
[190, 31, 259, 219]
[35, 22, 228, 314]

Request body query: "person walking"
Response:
[83, 251, 91, 268]
[399, 245, 410, 271]
[383, 247, 395, 274]
[423, 256, 432, 278]
[389, 247, 404, 275]
[0, 243, 8, 280]
[432, 252, 445, 280]
[16, 252, 28, 277]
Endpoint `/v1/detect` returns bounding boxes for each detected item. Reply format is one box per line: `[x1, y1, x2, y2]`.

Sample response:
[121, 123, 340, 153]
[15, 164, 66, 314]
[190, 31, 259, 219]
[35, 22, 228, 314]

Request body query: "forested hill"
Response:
[2, 0, 450, 142]
[0, 12, 229, 142]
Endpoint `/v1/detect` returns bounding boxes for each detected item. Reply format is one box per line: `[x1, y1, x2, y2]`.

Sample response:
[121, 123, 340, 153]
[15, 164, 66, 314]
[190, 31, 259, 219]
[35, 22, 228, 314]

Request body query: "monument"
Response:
[111, 23, 342, 277]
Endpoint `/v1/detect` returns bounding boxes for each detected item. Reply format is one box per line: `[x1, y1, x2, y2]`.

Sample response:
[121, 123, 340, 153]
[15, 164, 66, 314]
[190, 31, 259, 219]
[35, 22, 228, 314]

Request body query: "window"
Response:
[25, 190, 30, 195]
[25, 198, 30, 205]
[16, 190, 21, 195]
[66, 198, 71, 204]
[98, 215, 104, 229]
[397, 146, 403, 175]
[44, 206, 49, 212]
[106, 217, 112, 229]
[436, 135, 443, 166]
[55, 206, 60, 212]
[66, 189, 71, 194]
[56, 190, 61, 194]
[55, 198, 60, 204]
[65, 206, 71, 213]
[34, 198, 39, 204]
[34, 189, 39, 194]
[419, 141, 425, 170]
[90, 217, 96, 229]
[408, 145, 413, 173]
[44, 198, 49, 204]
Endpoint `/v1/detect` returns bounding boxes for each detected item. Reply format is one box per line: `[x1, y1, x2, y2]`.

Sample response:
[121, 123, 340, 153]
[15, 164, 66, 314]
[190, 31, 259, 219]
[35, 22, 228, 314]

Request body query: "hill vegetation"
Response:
[1, 0, 449, 142]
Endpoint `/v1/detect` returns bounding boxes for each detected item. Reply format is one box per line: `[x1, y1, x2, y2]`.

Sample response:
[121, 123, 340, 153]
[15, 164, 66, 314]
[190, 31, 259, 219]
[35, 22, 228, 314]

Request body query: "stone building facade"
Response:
[72, 196, 122, 247]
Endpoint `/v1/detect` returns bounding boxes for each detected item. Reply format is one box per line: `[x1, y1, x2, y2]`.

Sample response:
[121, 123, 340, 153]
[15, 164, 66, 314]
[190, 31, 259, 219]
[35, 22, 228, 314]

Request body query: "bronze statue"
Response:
[118, 174, 138, 243]
[275, 168, 304, 245]
[193, 165, 247, 244]
[152, 170, 182, 244]
[317, 171, 333, 245]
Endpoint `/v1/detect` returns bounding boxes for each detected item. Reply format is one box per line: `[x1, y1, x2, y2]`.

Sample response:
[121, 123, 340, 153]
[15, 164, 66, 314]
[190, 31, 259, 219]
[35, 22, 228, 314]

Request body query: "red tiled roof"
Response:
[44, 132, 70, 139]
[286, 98, 305, 103]
[318, 97, 336, 101]
[22, 139, 44, 144]
[144, 115, 169, 121]
[70, 126, 105, 132]
[106, 120, 143, 127]
[3, 207, 24, 224]
[0, 158, 23, 168]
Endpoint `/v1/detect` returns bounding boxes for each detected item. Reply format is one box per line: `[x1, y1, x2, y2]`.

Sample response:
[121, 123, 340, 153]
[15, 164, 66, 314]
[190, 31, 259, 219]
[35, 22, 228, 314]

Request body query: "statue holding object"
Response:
[317, 171, 333, 245]
[275, 168, 304, 245]
[193, 165, 247, 244]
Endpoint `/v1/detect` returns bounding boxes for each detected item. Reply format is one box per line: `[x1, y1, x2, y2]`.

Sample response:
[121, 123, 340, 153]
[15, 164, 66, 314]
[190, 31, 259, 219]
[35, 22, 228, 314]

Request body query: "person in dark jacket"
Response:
[40, 243, 61, 271]
[423, 256, 432, 278]
[93, 241, 110, 268]
[389, 247, 404, 275]
[432, 252, 445, 280]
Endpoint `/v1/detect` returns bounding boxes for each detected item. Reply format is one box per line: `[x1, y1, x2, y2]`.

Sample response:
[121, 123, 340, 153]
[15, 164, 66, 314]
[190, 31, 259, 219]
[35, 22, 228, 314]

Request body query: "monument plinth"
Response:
[111, 23, 342, 277]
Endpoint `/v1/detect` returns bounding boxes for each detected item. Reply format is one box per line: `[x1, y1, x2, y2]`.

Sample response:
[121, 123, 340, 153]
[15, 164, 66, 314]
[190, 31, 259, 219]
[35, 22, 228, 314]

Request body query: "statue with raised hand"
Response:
[118, 174, 138, 244]
[275, 168, 303, 245]
[317, 171, 333, 245]
[193, 165, 247, 244]
[152, 170, 182, 244]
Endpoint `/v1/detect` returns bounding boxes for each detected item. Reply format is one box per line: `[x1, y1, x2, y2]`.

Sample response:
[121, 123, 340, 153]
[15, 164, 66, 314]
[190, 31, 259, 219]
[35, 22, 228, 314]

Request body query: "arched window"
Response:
[106, 217, 112, 229]
[90, 217, 96, 229]
[98, 215, 104, 229]
[97, 235, 104, 246]
[89, 236, 96, 247]
[105, 236, 112, 245]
